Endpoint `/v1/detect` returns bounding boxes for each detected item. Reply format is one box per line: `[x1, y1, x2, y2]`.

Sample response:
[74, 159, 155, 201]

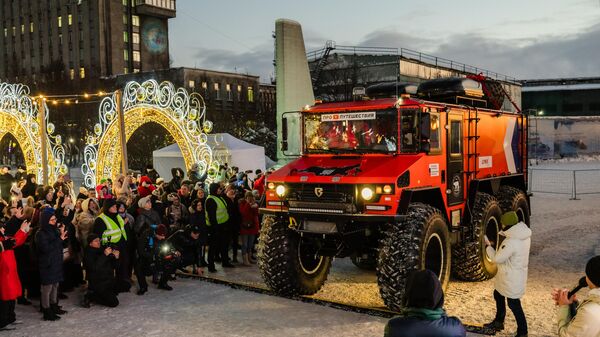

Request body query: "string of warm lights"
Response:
[36, 91, 115, 99]
[31, 91, 116, 106]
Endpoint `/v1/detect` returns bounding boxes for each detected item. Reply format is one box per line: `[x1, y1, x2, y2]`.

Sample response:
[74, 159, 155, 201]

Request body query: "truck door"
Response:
[446, 113, 464, 205]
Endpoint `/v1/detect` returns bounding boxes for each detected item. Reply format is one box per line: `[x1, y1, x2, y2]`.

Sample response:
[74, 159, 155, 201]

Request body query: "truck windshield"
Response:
[304, 109, 398, 154]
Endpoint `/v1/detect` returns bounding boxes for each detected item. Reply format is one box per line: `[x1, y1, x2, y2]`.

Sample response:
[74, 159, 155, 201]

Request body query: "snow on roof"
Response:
[522, 83, 600, 92]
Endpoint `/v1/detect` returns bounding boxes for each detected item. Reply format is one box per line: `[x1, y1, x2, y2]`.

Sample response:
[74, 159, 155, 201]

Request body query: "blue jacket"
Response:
[384, 315, 466, 337]
[35, 224, 64, 285]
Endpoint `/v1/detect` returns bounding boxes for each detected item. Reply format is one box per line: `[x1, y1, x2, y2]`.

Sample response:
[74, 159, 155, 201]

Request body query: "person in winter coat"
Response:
[238, 191, 259, 266]
[35, 207, 68, 321]
[172, 224, 204, 275]
[135, 224, 175, 294]
[0, 218, 30, 330]
[384, 269, 466, 337]
[167, 168, 185, 194]
[74, 198, 99, 249]
[137, 176, 156, 198]
[205, 183, 231, 272]
[56, 196, 83, 292]
[0, 166, 15, 201]
[21, 174, 37, 199]
[82, 234, 119, 308]
[552, 255, 600, 337]
[224, 184, 241, 264]
[144, 164, 160, 184]
[14, 166, 26, 183]
[188, 199, 208, 266]
[483, 211, 531, 337]
[134, 196, 162, 236]
[93, 199, 130, 292]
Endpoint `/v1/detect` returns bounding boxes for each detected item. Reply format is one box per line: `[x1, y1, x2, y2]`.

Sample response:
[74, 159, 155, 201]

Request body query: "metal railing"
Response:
[528, 168, 600, 199]
[306, 45, 518, 83]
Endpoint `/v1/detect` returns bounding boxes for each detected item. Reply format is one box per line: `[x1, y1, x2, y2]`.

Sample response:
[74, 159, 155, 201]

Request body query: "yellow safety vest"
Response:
[205, 195, 229, 226]
[99, 213, 128, 244]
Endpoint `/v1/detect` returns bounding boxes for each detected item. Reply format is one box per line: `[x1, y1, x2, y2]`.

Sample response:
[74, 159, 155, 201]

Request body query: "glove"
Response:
[2, 238, 16, 251]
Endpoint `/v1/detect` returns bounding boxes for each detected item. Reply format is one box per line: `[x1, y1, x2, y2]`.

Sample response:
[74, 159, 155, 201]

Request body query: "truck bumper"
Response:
[259, 208, 406, 224]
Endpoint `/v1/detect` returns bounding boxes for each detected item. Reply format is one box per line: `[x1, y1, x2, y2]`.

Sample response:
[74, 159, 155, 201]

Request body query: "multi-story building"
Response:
[521, 77, 600, 116]
[0, 0, 175, 93]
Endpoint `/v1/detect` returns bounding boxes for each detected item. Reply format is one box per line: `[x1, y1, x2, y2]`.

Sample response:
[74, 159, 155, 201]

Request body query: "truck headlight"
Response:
[275, 185, 286, 197]
[361, 187, 374, 200]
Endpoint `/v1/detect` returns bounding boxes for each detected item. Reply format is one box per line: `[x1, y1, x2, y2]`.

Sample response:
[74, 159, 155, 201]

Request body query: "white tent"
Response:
[152, 133, 266, 180]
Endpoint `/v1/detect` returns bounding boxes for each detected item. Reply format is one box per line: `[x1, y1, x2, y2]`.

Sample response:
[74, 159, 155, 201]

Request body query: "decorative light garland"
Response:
[82, 79, 220, 187]
[0, 81, 66, 182]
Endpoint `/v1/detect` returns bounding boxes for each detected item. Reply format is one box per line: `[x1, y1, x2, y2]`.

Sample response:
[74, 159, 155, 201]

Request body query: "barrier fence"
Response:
[528, 168, 600, 199]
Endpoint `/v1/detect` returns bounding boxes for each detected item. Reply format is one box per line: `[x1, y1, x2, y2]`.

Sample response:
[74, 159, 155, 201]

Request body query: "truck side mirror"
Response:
[420, 113, 431, 153]
[281, 116, 288, 152]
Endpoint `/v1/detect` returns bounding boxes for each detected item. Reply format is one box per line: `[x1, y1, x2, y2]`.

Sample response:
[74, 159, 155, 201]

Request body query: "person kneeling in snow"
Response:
[483, 211, 531, 337]
[82, 234, 119, 308]
[384, 270, 466, 337]
[552, 255, 600, 336]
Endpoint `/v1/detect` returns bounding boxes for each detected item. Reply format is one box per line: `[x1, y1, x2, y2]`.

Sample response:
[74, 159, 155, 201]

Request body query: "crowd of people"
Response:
[0, 163, 268, 330]
[0, 163, 599, 336]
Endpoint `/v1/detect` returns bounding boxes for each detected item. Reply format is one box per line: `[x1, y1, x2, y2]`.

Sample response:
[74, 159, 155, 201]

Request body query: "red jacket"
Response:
[138, 176, 156, 198]
[0, 229, 28, 301]
[253, 174, 265, 197]
[238, 199, 259, 235]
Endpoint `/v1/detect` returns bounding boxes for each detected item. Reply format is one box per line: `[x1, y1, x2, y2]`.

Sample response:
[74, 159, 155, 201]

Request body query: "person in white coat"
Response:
[483, 211, 531, 337]
[552, 255, 600, 337]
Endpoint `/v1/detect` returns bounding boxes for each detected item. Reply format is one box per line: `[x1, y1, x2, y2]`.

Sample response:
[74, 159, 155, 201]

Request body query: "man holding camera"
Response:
[135, 224, 178, 294]
[552, 255, 600, 337]
[82, 234, 119, 308]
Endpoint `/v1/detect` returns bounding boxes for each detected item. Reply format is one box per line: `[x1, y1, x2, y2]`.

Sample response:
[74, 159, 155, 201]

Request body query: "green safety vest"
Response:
[99, 213, 128, 244]
[205, 195, 229, 226]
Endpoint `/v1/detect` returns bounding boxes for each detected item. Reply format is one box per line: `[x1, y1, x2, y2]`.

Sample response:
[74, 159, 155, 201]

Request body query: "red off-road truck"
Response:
[258, 77, 529, 311]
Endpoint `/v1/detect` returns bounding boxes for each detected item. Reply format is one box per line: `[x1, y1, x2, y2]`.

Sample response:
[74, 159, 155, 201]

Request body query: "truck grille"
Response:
[287, 183, 355, 203]
[286, 184, 356, 213]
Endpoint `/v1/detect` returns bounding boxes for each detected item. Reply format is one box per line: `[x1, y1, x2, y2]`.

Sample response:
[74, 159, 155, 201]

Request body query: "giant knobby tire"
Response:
[497, 186, 530, 227]
[377, 204, 451, 311]
[257, 215, 332, 295]
[452, 192, 502, 281]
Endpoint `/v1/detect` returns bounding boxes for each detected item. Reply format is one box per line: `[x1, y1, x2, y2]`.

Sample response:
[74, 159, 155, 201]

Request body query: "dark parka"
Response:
[384, 270, 466, 337]
[35, 208, 65, 285]
[134, 208, 162, 236]
[83, 246, 117, 293]
[171, 229, 201, 268]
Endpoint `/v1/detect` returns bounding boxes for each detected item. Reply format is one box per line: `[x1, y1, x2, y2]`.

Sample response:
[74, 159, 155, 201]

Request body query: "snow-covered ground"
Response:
[10, 161, 600, 337]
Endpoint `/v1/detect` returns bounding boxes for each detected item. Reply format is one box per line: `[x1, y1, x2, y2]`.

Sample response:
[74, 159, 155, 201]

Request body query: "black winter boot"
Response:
[50, 303, 67, 315]
[42, 307, 60, 321]
[483, 320, 504, 332]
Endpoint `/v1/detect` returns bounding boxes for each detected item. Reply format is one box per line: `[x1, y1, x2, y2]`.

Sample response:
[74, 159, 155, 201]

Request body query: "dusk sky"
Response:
[169, 0, 600, 82]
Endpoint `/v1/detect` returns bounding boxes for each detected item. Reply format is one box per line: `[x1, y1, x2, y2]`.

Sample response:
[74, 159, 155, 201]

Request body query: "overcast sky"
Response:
[169, 0, 600, 83]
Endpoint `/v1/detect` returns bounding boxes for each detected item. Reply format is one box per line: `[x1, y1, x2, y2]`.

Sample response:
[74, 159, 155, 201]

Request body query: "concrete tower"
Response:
[275, 19, 314, 163]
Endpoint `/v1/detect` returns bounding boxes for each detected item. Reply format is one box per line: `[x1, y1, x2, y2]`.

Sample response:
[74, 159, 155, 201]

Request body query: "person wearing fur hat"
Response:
[144, 164, 160, 184]
[552, 255, 600, 336]
[0, 214, 30, 330]
[93, 199, 130, 292]
[73, 198, 99, 249]
[35, 207, 68, 321]
[82, 234, 119, 308]
[384, 270, 465, 337]
[483, 211, 531, 337]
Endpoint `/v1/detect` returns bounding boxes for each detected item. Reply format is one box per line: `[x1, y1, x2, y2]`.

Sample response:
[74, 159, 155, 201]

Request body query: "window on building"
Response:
[30, 22, 34, 33]
[189, 80, 195, 89]
[226, 84, 232, 100]
[58, 16, 62, 28]
[237, 84, 242, 100]
[3, 28, 7, 37]
[247, 86, 254, 102]
[69, 68, 75, 80]
[68, 14, 73, 26]
[202, 82, 208, 89]
[79, 67, 85, 79]
[132, 15, 140, 27]
[21, 24, 24, 34]
[214, 83, 221, 100]
[12, 26, 15, 36]
[133, 68, 140, 73]
[122, 0, 128, 5]
[124, 68, 129, 74]
[123, 14, 128, 25]
[124, 50, 129, 61]
[133, 50, 140, 62]
[132, 32, 139, 44]
[123, 31, 128, 42]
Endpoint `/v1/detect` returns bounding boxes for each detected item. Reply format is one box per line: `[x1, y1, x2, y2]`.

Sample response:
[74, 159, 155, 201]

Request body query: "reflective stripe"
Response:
[99, 213, 128, 244]
[205, 195, 229, 226]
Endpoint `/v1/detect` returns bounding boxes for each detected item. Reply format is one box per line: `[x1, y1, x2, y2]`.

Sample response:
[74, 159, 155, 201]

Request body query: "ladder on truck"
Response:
[465, 107, 480, 189]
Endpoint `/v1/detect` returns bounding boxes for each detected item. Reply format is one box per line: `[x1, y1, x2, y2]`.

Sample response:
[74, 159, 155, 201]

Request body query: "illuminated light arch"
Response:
[82, 79, 219, 187]
[0, 82, 66, 182]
